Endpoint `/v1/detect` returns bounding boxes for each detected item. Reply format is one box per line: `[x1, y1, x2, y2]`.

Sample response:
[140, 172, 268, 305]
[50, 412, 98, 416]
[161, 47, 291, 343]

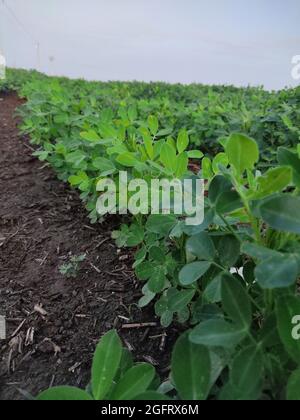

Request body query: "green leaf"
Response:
[66, 150, 86, 166]
[216, 191, 243, 214]
[140, 127, 154, 159]
[258, 314, 279, 348]
[230, 345, 263, 397]
[148, 268, 167, 293]
[160, 143, 177, 172]
[99, 122, 117, 139]
[276, 295, 300, 364]
[149, 246, 166, 263]
[221, 274, 252, 329]
[190, 319, 246, 348]
[186, 232, 216, 261]
[177, 306, 190, 323]
[225, 133, 259, 175]
[80, 130, 101, 142]
[78, 179, 90, 192]
[209, 175, 232, 205]
[116, 152, 139, 167]
[160, 310, 173, 327]
[169, 289, 196, 312]
[170, 221, 185, 238]
[255, 255, 298, 289]
[177, 130, 189, 154]
[212, 153, 229, 174]
[54, 113, 68, 124]
[92, 157, 116, 176]
[217, 236, 240, 267]
[157, 128, 173, 137]
[110, 364, 155, 400]
[146, 215, 177, 236]
[167, 136, 177, 151]
[218, 383, 237, 400]
[148, 115, 159, 136]
[287, 370, 300, 400]
[191, 302, 223, 324]
[147, 160, 170, 176]
[172, 334, 211, 400]
[179, 262, 212, 286]
[37, 387, 93, 401]
[202, 157, 213, 179]
[241, 242, 282, 260]
[183, 208, 215, 236]
[92, 330, 122, 400]
[218, 380, 262, 401]
[117, 349, 134, 379]
[144, 137, 154, 160]
[176, 152, 189, 178]
[209, 349, 226, 388]
[68, 171, 88, 187]
[135, 392, 171, 400]
[138, 285, 156, 308]
[134, 248, 147, 267]
[260, 195, 300, 234]
[277, 147, 300, 188]
[135, 261, 155, 281]
[126, 225, 145, 247]
[254, 166, 292, 198]
[34, 150, 49, 161]
[203, 275, 222, 303]
[187, 150, 204, 159]
[107, 144, 128, 156]
[128, 106, 137, 122]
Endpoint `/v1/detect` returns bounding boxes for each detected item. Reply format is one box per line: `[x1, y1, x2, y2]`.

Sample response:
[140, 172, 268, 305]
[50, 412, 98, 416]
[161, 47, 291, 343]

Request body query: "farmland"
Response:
[1, 68, 300, 400]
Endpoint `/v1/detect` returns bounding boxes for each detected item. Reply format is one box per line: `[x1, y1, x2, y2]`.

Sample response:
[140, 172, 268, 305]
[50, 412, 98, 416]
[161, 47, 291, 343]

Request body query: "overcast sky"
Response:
[0, 0, 299, 89]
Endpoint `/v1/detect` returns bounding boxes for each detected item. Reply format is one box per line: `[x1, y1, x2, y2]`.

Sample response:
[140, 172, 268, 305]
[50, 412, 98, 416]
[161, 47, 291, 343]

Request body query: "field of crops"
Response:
[1, 68, 300, 401]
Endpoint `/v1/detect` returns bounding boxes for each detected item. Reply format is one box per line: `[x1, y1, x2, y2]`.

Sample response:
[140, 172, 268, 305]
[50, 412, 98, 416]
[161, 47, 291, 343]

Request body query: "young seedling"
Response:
[59, 254, 86, 278]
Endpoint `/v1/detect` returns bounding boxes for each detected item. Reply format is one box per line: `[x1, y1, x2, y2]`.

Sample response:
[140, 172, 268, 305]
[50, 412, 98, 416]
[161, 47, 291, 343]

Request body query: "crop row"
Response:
[2, 69, 300, 400]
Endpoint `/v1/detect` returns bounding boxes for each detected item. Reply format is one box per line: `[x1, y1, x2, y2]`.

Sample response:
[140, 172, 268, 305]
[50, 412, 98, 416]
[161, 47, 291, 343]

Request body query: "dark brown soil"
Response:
[0, 93, 177, 400]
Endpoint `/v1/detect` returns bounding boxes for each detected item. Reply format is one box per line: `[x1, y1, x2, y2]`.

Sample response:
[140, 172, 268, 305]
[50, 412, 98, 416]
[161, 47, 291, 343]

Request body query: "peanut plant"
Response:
[3, 69, 300, 400]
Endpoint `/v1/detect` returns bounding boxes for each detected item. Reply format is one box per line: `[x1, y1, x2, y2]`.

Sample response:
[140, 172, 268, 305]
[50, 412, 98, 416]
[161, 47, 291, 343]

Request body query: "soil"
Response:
[0, 92, 178, 400]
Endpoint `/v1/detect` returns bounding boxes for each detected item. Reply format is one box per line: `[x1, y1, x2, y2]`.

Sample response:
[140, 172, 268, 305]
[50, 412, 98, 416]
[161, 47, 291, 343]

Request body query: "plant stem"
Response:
[218, 213, 243, 244]
[233, 177, 262, 244]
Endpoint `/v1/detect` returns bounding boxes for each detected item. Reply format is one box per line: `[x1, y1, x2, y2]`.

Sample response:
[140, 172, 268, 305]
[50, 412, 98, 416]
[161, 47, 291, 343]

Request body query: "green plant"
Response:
[36, 330, 166, 401]
[59, 254, 86, 278]
[5, 68, 300, 400]
[131, 134, 300, 400]
[35, 324, 300, 401]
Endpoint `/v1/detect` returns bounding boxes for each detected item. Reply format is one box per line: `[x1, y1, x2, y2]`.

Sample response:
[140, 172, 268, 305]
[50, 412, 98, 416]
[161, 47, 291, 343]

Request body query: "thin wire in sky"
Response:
[1, 0, 41, 68]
